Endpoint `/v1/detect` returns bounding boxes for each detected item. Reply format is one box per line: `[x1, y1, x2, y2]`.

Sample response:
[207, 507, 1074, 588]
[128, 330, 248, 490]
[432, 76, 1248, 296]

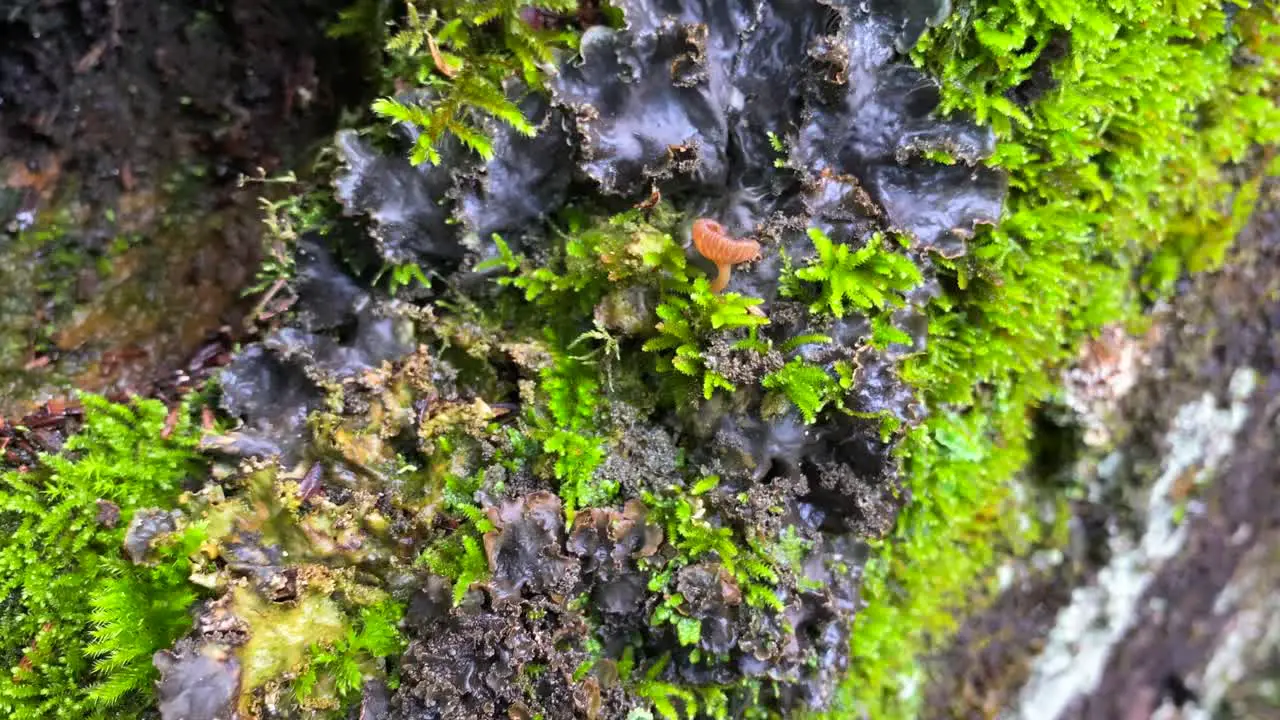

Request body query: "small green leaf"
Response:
[690, 475, 720, 496]
[676, 617, 702, 647]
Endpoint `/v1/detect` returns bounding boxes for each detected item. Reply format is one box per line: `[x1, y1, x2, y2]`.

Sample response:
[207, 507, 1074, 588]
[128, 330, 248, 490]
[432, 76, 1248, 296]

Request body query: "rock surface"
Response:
[923, 177, 1280, 720]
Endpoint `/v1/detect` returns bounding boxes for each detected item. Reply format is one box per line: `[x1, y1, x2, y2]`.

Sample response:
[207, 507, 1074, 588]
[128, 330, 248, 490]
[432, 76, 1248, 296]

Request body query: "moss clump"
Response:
[236, 588, 348, 692]
[529, 348, 611, 515]
[833, 2, 1280, 717]
[644, 279, 771, 401]
[478, 206, 776, 407]
[782, 229, 922, 321]
[0, 394, 208, 719]
[349, 0, 585, 165]
[293, 599, 407, 708]
[417, 461, 495, 603]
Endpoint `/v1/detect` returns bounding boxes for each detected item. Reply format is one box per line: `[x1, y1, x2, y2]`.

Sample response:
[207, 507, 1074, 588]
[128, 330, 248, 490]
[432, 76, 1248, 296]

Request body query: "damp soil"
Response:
[920, 175, 1280, 719]
[0, 0, 371, 417]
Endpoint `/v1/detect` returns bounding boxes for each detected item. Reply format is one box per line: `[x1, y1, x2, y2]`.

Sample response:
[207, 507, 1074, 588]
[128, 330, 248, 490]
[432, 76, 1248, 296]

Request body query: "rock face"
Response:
[0, 0, 361, 415]
[923, 179, 1280, 720]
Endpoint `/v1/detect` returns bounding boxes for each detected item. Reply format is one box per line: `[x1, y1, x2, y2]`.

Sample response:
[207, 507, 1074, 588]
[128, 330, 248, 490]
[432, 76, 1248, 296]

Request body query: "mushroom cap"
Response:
[692, 218, 761, 265]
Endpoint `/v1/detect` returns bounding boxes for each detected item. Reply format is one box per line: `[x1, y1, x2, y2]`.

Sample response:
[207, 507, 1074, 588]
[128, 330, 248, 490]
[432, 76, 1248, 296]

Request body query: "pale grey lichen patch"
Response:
[1008, 367, 1259, 720]
[1181, 531, 1280, 720]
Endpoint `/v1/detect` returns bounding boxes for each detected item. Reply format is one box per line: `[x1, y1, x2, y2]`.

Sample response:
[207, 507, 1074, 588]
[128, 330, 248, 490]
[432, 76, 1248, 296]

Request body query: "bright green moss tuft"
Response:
[0, 394, 208, 719]
[782, 229, 922, 320]
[830, 2, 1280, 717]
[761, 358, 841, 424]
[532, 347, 611, 515]
[417, 461, 495, 604]
[642, 481, 786, 615]
[352, 0, 582, 165]
[293, 599, 407, 708]
[419, 531, 490, 605]
[631, 653, 745, 720]
[83, 522, 207, 708]
[644, 280, 769, 400]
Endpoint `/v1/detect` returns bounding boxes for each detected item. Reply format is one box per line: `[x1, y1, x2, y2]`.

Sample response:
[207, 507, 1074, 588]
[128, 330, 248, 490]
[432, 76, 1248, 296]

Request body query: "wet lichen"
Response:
[184, 1, 1003, 714]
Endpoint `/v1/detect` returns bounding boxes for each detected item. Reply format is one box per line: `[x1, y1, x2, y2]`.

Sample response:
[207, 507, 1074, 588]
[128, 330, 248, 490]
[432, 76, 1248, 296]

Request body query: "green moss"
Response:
[632, 653, 740, 720]
[761, 358, 842, 424]
[414, 440, 497, 603]
[479, 205, 688, 311]
[355, 0, 582, 165]
[0, 394, 208, 719]
[243, 170, 339, 299]
[377, 261, 432, 295]
[644, 280, 769, 400]
[642, 482, 784, 614]
[529, 346, 610, 516]
[284, 598, 406, 713]
[781, 228, 921, 320]
[419, 531, 490, 605]
[827, 2, 1280, 717]
[294, 597, 404, 702]
[83, 522, 207, 707]
[474, 210, 777, 512]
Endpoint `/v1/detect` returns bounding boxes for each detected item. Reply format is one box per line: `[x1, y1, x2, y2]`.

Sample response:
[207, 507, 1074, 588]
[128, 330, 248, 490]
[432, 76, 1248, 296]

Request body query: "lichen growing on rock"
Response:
[169, 0, 1009, 716]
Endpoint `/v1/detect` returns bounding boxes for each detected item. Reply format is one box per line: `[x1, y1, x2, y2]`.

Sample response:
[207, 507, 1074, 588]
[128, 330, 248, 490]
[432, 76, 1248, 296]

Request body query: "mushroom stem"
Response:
[711, 263, 732, 293]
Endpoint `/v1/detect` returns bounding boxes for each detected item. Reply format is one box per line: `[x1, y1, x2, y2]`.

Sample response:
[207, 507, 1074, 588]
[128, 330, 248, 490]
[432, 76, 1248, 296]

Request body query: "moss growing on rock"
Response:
[0, 394, 207, 719]
[833, 2, 1280, 717]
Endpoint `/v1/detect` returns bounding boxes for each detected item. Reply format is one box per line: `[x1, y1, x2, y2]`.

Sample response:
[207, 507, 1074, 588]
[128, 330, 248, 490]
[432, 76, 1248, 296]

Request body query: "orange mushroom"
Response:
[691, 218, 761, 292]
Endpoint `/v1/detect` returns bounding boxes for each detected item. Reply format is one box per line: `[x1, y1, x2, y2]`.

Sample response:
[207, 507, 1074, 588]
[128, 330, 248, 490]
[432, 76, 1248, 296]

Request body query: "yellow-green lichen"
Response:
[236, 588, 348, 692]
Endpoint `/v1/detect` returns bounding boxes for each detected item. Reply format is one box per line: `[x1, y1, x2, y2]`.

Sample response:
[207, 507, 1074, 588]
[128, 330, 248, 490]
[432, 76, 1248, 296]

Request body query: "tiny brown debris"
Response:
[298, 462, 324, 502]
[427, 33, 457, 78]
[633, 184, 661, 214]
[74, 40, 109, 74]
[161, 406, 181, 439]
[119, 161, 135, 191]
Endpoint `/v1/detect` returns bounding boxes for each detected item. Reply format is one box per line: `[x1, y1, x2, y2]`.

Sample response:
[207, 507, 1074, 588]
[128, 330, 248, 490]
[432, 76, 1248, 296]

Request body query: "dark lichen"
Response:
[193, 0, 1008, 715]
[83, 1, 1280, 719]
